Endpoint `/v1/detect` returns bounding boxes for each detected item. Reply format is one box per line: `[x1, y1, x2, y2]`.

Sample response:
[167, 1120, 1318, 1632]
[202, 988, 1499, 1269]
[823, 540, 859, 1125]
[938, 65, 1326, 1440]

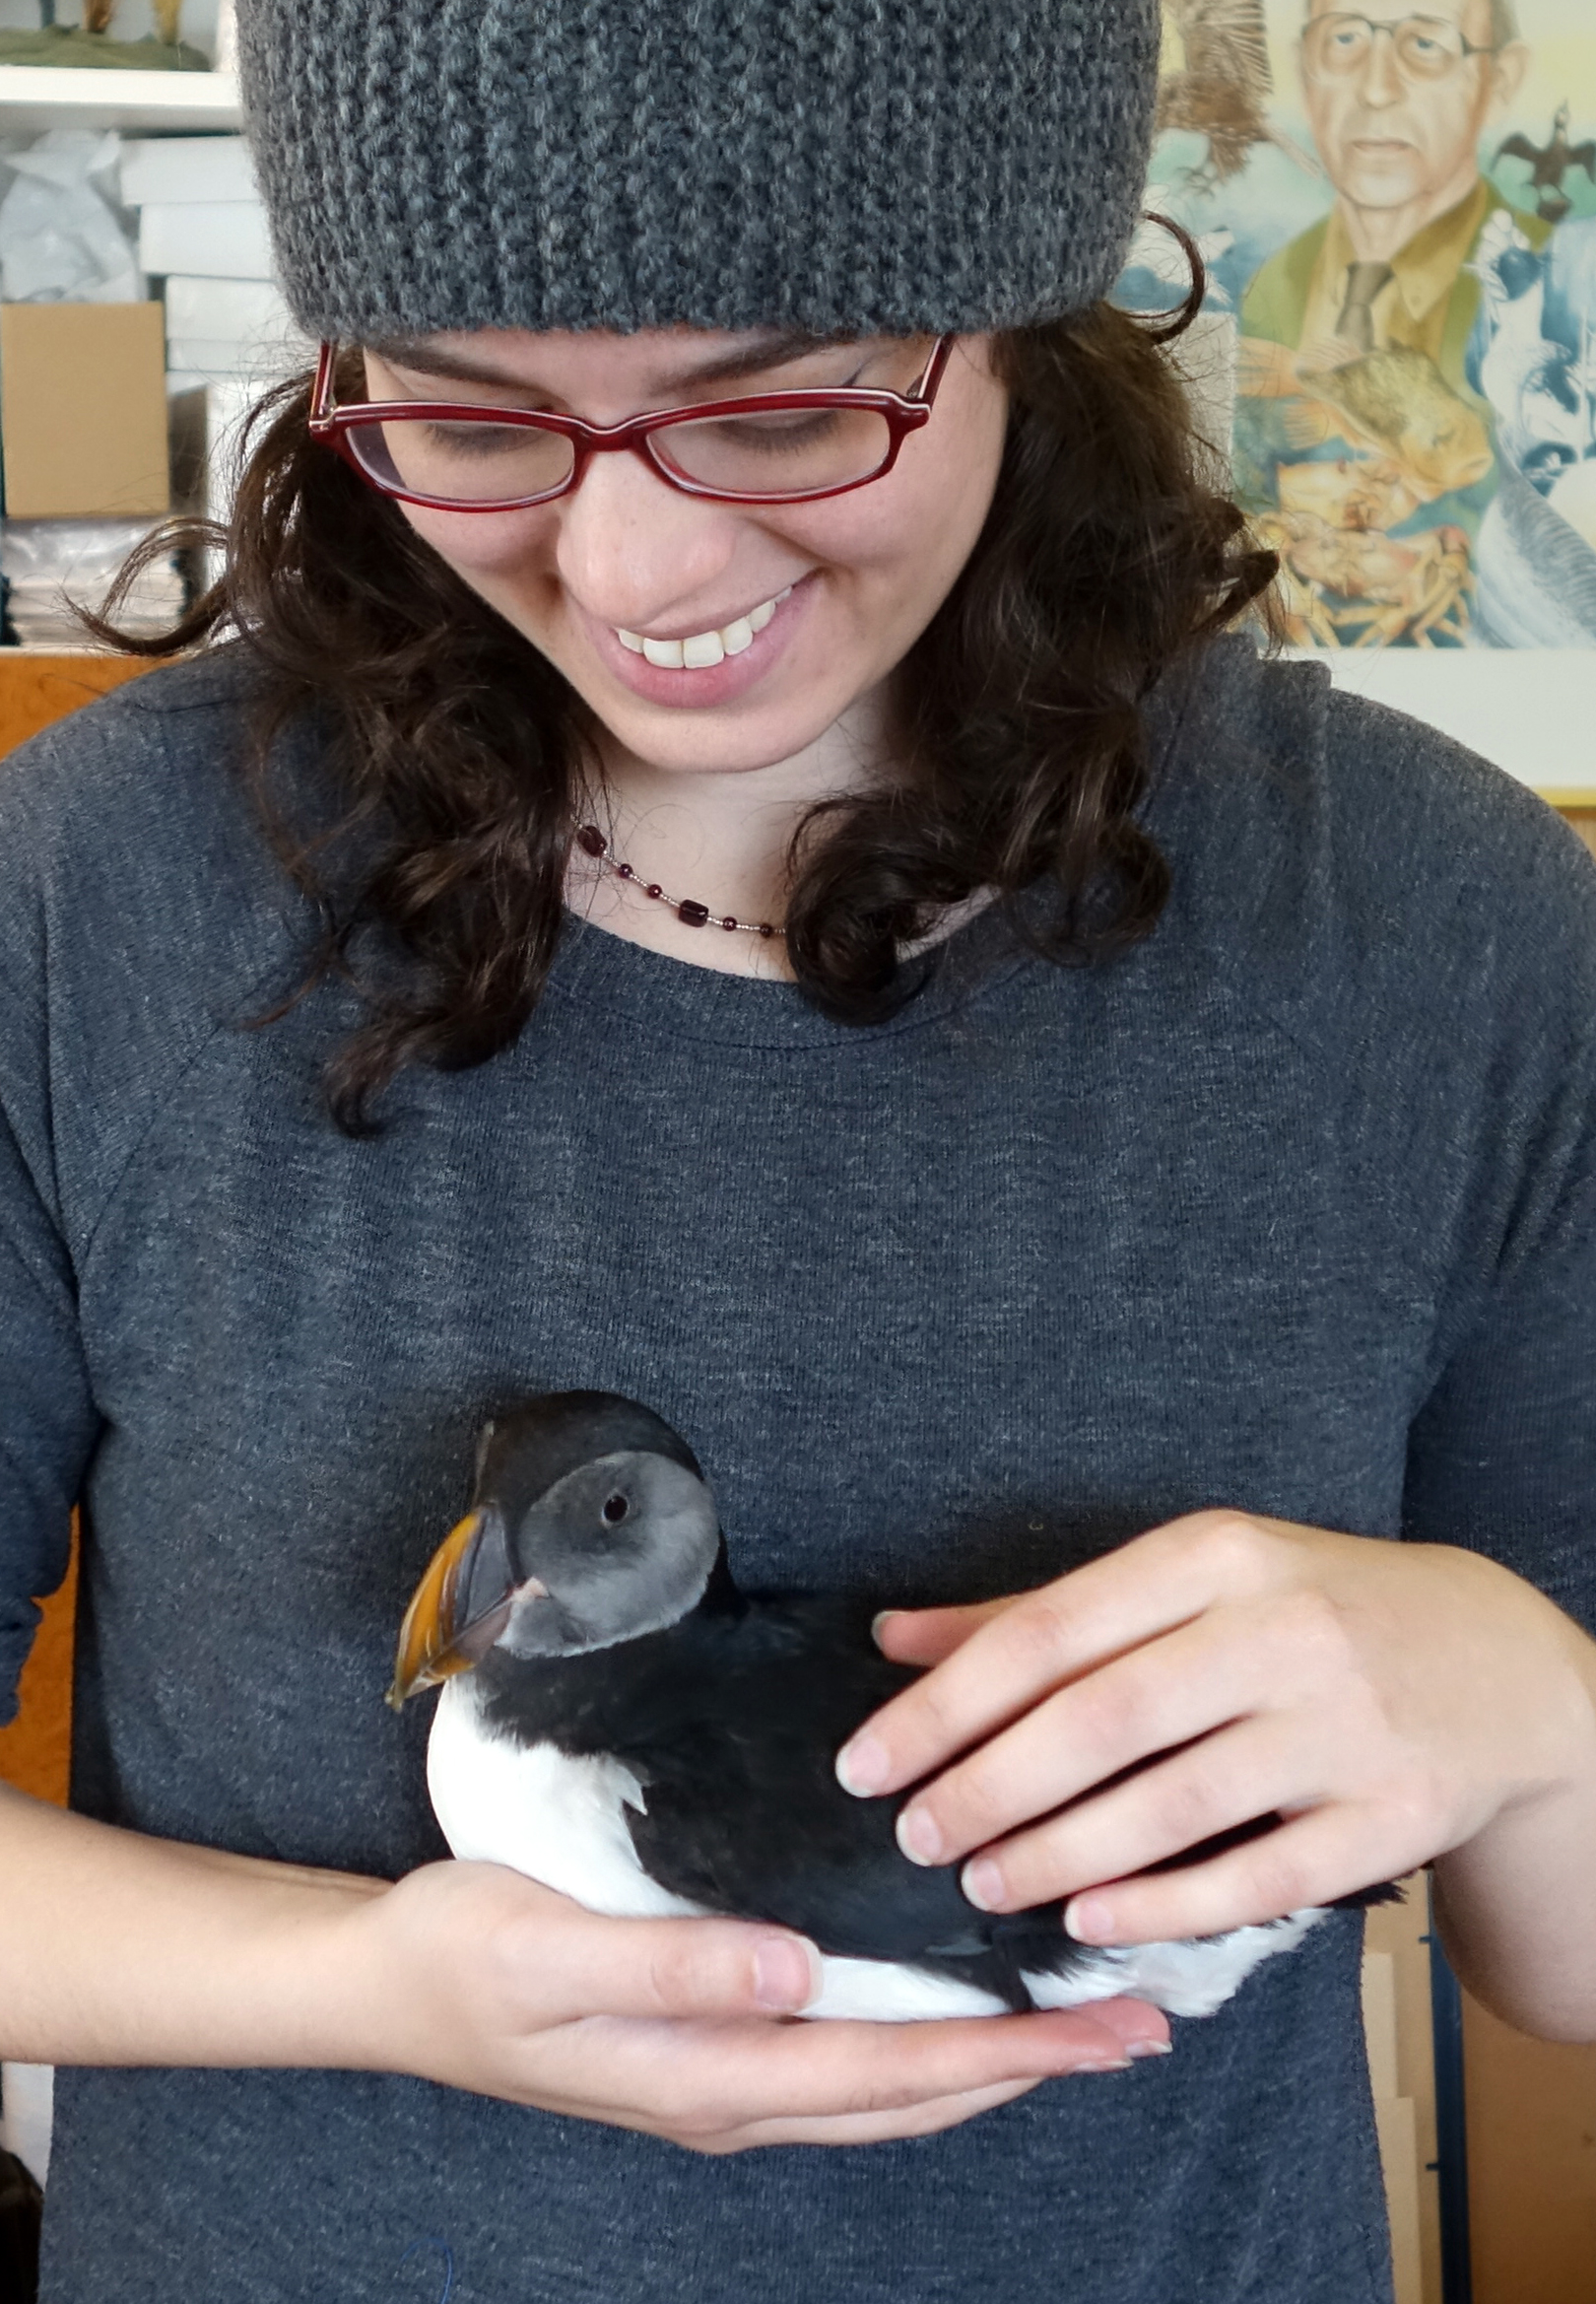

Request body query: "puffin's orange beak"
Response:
[386, 1509, 544, 1710]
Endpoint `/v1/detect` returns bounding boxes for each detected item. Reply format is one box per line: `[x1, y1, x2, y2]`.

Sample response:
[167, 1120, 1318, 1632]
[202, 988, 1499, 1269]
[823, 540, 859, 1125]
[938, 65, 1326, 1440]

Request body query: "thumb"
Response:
[873, 1597, 1014, 1666]
[561, 1908, 824, 2022]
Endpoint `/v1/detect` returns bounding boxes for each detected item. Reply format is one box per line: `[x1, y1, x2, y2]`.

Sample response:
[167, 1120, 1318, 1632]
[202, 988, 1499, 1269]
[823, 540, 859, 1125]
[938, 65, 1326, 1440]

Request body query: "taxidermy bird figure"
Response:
[391, 1392, 1391, 2021]
[1496, 104, 1596, 227]
[81, 0, 184, 41]
[1157, 0, 1320, 190]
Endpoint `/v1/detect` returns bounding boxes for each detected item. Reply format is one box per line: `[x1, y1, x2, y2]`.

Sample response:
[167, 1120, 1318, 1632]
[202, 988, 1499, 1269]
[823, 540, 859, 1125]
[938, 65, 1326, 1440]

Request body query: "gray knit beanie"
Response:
[237, 0, 1160, 343]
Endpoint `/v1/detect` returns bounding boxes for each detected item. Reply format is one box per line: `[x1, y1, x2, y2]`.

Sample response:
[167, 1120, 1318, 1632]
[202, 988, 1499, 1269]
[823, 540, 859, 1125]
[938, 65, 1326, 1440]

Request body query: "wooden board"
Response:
[1365, 1888, 1441, 2304]
[0, 652, 153, 758]
[1373, 2092, 1424, 2304]
[0, 1540, 74, 1806]
[1464, 1996, 1596, 2304]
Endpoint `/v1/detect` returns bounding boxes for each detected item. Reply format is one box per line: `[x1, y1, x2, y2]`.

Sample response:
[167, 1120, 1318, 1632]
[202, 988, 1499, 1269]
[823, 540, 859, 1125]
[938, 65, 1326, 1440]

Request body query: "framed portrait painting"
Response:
[1123, 1, 1596, 792]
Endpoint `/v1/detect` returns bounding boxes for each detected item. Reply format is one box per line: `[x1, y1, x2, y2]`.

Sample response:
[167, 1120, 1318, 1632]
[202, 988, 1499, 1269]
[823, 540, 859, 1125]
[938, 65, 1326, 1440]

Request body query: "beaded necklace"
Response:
[574, 824, 784, 940]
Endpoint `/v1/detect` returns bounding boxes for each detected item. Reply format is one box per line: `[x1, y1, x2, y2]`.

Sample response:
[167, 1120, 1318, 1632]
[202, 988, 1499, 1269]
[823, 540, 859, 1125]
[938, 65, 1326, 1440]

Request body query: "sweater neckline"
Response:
[542, 895, 1037, 1050]
[504, 637, 1227, 1052]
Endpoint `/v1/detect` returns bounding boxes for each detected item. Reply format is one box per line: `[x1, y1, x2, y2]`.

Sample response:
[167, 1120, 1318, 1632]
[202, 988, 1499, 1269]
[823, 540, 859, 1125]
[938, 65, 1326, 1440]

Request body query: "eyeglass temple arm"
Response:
[309, 341, 339, 428]
[912, 335, 956, 405]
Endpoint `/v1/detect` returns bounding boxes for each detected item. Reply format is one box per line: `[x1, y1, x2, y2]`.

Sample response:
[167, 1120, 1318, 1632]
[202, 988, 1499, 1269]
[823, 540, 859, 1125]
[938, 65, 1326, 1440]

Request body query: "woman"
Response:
[2, 1, 1593, 2298]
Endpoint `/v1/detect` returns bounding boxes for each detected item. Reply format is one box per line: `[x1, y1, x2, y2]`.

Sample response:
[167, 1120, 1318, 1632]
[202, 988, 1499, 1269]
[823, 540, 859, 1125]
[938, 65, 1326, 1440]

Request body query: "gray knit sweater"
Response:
[2, 641, 1593, 2304]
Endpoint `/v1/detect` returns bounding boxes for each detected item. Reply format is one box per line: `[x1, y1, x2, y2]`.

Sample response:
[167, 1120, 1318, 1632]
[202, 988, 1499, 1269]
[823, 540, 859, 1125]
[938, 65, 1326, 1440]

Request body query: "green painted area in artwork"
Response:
[0, 26, 211, 71]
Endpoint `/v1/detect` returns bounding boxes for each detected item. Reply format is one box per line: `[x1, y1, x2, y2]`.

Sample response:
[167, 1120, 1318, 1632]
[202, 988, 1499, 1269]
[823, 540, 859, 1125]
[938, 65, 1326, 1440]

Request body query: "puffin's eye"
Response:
[602, 1493, 630, 1525]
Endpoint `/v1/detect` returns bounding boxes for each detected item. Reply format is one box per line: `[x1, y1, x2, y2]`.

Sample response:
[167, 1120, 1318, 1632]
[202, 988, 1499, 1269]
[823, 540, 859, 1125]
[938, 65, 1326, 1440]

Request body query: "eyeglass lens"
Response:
[343, 402, 896, 507]
[1304, 14, 1480, 81]
[346, 418, 576, 505]
[648, 405, 894, 498]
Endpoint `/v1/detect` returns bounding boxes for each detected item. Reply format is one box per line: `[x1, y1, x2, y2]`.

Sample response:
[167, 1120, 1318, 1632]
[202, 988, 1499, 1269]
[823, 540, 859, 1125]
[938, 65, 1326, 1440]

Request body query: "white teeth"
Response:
[620, 584, 794, 667]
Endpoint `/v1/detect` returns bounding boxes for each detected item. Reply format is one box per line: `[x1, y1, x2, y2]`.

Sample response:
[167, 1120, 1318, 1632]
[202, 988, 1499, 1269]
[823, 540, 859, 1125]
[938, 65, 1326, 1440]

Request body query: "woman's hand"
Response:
[341, 1859, 1170, 2152]
[834, 1511, 1596, 1958]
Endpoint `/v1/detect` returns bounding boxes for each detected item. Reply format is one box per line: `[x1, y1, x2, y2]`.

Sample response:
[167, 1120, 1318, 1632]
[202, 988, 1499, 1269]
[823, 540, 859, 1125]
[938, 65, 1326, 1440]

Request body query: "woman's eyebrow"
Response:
[665, 332, 855, 388]
[362, 329, 860, 396]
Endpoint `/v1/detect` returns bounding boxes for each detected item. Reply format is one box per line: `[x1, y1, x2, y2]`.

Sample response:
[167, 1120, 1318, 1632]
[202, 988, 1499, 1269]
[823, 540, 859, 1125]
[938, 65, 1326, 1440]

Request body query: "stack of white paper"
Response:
[119, 130, 306, 535]
[164, 273, 304, 382]
[119, 135, 260, 210]
[120, 134, 305, 381]
[123, 133, 275, 283]
[139, 202, 274, 282]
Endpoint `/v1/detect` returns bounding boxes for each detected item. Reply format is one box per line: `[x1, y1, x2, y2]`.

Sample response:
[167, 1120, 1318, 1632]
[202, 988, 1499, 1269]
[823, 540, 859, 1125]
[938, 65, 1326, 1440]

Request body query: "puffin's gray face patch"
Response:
[500, 1451, 720, 1657]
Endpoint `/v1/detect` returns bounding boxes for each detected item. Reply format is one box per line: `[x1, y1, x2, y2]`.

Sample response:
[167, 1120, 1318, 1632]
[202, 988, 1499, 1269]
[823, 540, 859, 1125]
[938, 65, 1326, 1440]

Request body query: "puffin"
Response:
[389, 1391, 1390, 2021]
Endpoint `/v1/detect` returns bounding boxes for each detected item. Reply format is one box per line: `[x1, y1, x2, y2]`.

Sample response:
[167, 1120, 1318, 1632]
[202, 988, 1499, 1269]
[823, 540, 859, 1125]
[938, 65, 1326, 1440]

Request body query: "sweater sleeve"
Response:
[0, 947, 100, 1726]
[0, 654, 289, 1728]
[1400, 819, 1596, 1641]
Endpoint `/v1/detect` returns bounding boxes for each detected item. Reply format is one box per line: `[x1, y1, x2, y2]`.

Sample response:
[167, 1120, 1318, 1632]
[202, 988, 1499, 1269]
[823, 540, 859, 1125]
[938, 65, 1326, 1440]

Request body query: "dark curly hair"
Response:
[94, 269, 1274, 1135]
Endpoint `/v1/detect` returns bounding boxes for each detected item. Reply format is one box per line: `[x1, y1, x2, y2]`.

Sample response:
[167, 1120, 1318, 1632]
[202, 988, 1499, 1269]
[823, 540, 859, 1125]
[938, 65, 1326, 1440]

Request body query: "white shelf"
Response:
[1285, 647, 1596, 797]
[0, 64, 239, 133]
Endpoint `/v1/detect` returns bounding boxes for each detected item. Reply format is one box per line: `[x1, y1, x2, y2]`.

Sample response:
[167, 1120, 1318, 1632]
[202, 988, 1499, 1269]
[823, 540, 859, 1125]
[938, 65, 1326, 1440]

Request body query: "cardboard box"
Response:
[0, 303, 169, 518]
[138, 201, 273, 281]
[120, 135, 258, 209]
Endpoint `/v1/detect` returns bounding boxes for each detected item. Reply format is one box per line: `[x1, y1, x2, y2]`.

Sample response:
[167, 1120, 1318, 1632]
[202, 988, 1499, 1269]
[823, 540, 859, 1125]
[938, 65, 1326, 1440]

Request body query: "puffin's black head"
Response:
[388, 1392, 720, 1707]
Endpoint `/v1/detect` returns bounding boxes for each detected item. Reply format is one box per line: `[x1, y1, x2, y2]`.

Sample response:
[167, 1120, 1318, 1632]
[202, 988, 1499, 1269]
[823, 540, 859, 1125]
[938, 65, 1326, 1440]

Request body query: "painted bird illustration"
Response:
[1157, 0, 1321, 190]
[390, 1391, 1394, 2022]
[1496, 104, 1596, 227]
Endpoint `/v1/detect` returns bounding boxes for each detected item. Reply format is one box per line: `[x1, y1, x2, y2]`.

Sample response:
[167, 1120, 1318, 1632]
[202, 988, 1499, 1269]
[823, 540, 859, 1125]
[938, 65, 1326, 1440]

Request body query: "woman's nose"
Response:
[553, 442, 742, 635]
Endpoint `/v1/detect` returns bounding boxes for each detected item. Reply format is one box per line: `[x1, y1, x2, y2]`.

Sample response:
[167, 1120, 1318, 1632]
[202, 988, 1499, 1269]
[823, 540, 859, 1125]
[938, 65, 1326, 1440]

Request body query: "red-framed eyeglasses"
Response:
[306, 336, 956, 512]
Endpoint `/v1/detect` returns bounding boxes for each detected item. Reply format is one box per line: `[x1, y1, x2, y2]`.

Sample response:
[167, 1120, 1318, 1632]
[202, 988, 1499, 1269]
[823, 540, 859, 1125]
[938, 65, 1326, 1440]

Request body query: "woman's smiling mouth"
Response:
[616, 585, 795, 669]
[588, 576, 812, 706]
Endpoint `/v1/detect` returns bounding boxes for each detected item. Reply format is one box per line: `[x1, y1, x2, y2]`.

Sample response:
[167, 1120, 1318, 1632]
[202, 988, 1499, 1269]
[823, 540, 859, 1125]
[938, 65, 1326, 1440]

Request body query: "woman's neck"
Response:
[565, 695, 889, 979]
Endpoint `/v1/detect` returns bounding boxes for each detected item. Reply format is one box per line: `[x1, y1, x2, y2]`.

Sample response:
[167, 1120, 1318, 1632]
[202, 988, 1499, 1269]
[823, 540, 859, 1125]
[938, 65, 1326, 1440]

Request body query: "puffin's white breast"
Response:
[428, 1674, 702, 1920]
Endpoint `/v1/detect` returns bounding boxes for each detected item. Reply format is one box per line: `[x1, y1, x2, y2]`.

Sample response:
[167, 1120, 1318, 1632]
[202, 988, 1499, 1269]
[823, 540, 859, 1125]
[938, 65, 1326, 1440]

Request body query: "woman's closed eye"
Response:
[698, 409, 850, 452]
[418, 419, 538, 459]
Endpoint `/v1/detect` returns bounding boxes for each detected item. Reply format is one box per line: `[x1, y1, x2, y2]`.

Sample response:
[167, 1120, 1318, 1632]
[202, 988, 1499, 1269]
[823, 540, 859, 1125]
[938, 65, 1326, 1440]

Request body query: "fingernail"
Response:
[834, 1731, 889, 1796]
[1076, 2058, 1134, 2074]
[1127, 2040, 1174, 2060]
[896, 1805, 943, 1865]
[870, 1609, 900, 1647]
[1065, 1895, 1114, 1943]
[754, 1936, 821, 2012]
[962, 1857, 1005, 1911]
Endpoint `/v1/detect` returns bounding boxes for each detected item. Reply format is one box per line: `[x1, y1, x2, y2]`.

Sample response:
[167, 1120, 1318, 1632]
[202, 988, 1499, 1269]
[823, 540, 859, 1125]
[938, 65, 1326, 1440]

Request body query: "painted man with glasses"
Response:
[1236, 0, 1546, 645]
